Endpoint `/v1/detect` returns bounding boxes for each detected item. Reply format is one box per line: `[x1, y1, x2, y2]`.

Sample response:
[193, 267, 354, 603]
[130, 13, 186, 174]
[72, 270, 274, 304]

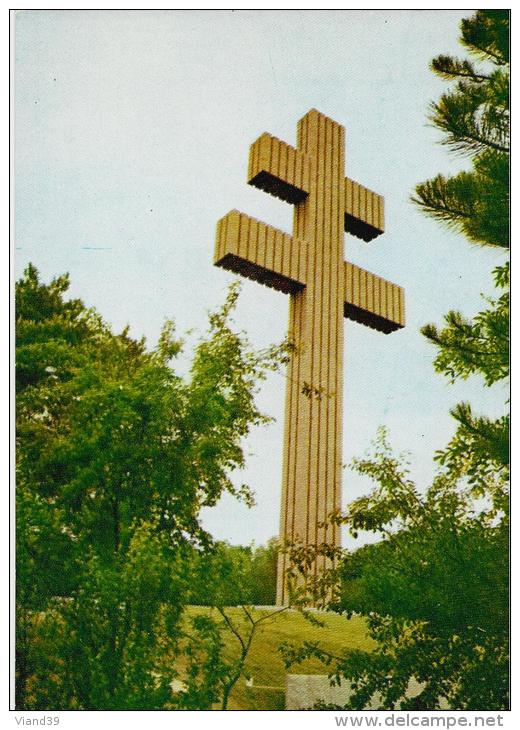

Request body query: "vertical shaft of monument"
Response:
[277, 110, 345, 605]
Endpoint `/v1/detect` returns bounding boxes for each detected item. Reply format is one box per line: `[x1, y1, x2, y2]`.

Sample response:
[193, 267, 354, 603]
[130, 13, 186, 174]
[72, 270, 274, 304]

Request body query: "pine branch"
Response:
[413, 174, 476, 225]
[422, 323, 497, 364]
[450, 402, 509, 468]
[430, 96, 509, 155]
[431, 55, 490, 83]
[461, 10, 509, 66]
[413, 164, 509, 249]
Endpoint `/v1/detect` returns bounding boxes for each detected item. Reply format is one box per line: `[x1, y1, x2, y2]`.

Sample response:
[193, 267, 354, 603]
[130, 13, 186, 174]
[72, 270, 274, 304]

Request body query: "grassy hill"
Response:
[182, 607, 375, 710]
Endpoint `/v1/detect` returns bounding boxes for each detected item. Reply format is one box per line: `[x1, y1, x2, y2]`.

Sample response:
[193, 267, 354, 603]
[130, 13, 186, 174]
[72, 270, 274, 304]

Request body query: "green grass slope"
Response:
[184, 607, 375, 710]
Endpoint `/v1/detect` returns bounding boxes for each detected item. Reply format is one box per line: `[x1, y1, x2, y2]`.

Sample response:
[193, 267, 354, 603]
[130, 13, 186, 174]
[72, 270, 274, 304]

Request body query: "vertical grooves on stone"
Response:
[242, 215, 248, 260]
[329, 126, 336, 558]
[275, 111, 346, 603]
[293, 115, 304, 569]
[306, 111, 318, 560]
[215, 218, 222, 261]
[248, 140, 254, 182]
[336, 123, 345, 555]
[304, 112, 313, 563]
[366, 190, 373, 229]
[322, 118, 332, 569]
[332, 129, 338, 554]
[373, 193, 379, 230]
[312, 112, 323, 574]
[368, 271, 374, 313]
[333, 119, 341, 565]
[296, 115, 309, 594]
[235, 213, 241, 262]
[268, 225, 275, 272]
[315, 114, 327, 578]
[253, 213, 259, 266]
[277, 114, 305, 604]
[373, 271, 380, 316]
[282, 230, 290, 282]
[275, 230, 282, 273]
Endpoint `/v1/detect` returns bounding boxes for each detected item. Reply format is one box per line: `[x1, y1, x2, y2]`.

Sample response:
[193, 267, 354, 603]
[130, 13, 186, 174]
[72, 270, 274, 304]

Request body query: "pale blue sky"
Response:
[15, 9, 508, 548]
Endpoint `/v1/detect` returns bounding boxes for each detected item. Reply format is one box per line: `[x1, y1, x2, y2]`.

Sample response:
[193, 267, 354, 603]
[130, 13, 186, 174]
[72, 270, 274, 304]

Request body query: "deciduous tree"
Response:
[16, 265, 286, 709]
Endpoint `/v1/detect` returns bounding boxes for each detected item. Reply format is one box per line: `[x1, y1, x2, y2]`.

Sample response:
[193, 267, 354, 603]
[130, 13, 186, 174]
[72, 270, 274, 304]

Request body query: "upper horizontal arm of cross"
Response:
[246, 131, 386, 245]
[247, 133, 311, 204]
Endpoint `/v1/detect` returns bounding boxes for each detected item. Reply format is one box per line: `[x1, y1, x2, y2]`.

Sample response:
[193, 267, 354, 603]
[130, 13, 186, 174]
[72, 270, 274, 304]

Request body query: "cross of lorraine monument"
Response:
[213, 109, 405, 605]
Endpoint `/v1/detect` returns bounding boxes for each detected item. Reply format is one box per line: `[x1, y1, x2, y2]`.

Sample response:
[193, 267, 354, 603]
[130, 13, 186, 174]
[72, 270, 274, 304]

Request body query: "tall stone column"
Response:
[276, 110, 345, 605]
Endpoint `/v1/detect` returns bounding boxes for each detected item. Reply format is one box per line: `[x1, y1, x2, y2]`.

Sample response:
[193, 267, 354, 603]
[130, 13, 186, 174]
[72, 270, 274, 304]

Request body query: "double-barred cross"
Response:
[214, 109, 405, 605]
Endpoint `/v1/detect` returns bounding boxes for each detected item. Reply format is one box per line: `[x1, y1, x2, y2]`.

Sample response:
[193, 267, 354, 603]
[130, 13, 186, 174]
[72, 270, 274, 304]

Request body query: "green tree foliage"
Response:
[188, 538, 278, 607]
[171, 538, 282, 710]
[250, 538, 279, 605]
[175, 605, 288, 710]
[422, 259, 509, 490]
[282, 429, 508, 710]
[414, 8, 509, 498]
[188, 543, 257, 606]
[342, 433, 508, 710]
[16, 265, 286, 709]
[412, 10, 509, 249]
[422, 264, 509, 388]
